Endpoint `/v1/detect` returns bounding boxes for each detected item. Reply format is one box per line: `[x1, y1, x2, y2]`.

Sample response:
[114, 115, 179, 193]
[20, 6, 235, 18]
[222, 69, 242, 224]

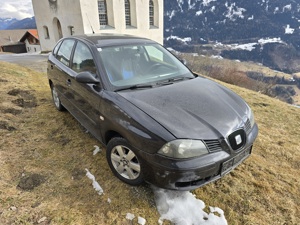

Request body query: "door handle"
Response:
[66, 79, 71, 86]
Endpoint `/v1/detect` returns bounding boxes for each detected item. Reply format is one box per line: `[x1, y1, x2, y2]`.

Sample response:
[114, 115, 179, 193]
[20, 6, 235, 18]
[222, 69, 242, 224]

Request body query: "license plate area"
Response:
[221, 146, 252, 176]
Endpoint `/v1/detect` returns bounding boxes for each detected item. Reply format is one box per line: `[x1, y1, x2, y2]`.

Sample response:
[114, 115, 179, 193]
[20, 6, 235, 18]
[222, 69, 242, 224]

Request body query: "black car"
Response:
[47, 34, 258, 190]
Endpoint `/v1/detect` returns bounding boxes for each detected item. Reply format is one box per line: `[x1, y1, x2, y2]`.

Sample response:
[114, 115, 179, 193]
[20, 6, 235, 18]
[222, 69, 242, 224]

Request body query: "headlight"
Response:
[249, 108, 255, 128]
[158, 140, 209, 159]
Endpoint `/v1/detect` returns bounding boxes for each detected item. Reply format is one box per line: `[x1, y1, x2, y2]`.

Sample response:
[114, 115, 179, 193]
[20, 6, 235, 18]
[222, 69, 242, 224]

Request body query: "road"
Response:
[0, 53, 48, 73]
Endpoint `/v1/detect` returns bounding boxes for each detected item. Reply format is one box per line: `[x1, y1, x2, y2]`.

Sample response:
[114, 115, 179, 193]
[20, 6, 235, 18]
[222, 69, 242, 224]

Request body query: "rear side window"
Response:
[56, 39, 75, 67]
[53, 40, 62, 56]
[72, 41, 97, 74]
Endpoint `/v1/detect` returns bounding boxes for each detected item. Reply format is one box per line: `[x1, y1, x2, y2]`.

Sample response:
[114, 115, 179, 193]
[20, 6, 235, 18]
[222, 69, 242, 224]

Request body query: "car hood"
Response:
[118, 77, 250, 139]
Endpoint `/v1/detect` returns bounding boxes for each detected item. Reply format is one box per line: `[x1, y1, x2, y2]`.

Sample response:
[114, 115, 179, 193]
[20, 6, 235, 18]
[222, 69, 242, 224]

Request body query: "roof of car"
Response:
[68, 33, 157, 48]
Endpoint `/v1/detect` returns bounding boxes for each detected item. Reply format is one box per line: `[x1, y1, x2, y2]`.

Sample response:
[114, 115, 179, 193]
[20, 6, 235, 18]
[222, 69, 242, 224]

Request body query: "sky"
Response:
[0, 0, 34, 20]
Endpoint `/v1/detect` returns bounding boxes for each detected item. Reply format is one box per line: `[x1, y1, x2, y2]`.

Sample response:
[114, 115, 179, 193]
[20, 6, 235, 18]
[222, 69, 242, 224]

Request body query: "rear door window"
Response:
[56, 39, 75, 67]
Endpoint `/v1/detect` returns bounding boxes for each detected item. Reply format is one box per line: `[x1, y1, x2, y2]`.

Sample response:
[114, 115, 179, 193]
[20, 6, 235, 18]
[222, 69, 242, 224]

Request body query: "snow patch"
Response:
[166, 36, 192, 44]
[202, 0, 217, 7]
[125, 213, 146, 224]
[177, 0, 184, 12]
[93, 145, 101, 155]
[85, 169, 104, 195]
[154, 188, 227, 225]
[196, 10, 203, 16]
[285, 24, 295, 34]
[283, 4, 292, 12]
[188, 0, 196, 10]
[167, 10, 176, 20]
[258, 37, 284, 45]
[126, 213, 135, 221]
[210, 6, 216, 13]
[232, 43, 258, 51]
[223, 38, 285, 52]
[225, 3, 246, 21]
[138, 216, 146, 225]
[211, 55, 224, 60]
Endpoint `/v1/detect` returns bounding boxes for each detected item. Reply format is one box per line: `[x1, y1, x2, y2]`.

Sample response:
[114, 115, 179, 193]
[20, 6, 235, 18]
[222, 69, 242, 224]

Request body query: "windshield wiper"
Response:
[156, 76, 193, 86]
[115, 84, 153, 92]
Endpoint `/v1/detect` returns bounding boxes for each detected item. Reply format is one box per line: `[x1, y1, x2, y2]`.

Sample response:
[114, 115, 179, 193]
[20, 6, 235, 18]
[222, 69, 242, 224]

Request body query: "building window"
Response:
[125, 0, 131, 26]
[98, 0, 108, 27]
[68, 26, 75, 35]
[149, 0, 154, 26]
[43, 26, 50, 39]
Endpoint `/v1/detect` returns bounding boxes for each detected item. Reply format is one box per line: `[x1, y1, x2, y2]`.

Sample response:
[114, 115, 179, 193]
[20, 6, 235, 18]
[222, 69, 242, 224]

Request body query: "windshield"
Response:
[97, 44, 194, 89]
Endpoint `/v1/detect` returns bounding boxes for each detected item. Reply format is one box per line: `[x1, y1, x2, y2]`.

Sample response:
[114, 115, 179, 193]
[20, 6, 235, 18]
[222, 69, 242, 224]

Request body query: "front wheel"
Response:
[106, 137, 144, 186]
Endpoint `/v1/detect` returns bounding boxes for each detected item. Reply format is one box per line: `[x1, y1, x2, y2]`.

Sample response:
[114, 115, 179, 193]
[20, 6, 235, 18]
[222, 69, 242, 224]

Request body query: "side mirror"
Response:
[76, 71, 100, 84]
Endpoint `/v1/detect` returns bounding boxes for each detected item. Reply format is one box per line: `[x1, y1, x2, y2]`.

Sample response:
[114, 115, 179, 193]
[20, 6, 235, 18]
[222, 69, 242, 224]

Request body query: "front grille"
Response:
[203, 140, 222, 153]
[244, 119, 252, 134]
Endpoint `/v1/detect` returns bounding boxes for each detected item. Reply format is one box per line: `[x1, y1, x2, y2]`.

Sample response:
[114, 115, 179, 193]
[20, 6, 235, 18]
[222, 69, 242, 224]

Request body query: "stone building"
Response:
[32, 0, 163, 52]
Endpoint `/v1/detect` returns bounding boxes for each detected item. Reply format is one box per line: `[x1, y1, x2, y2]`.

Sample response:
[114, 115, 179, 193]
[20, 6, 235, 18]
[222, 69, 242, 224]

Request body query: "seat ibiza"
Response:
[47, 34, 258, 190]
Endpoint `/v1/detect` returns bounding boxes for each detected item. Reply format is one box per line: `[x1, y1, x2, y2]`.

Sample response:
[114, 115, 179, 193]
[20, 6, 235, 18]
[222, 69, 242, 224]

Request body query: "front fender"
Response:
[100, 91, 174, 153]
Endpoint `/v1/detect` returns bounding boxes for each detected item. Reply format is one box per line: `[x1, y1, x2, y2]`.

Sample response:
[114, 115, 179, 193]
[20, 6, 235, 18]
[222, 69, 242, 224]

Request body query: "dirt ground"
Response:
[1, 60, 300, 225]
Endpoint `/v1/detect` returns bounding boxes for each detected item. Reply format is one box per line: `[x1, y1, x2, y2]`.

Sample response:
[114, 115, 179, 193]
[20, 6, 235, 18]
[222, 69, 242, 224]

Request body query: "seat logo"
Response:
[235, 134, 242, 145]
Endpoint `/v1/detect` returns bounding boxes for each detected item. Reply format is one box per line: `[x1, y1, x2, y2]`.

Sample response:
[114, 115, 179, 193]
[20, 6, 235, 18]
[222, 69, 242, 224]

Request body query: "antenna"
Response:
[86, 13, 95, 34]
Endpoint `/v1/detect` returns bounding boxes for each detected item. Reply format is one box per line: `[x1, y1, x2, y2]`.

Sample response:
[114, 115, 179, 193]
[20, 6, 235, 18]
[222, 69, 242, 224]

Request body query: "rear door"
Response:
[48, 39, 76, 110]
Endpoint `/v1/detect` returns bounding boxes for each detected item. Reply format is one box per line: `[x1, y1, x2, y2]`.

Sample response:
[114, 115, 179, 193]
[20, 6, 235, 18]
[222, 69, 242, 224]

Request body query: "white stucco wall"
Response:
[24, 39, 41, 53]
[32, 0, 85, 52]
[79, 0, 163, 44]
[32, 0, 164, 51]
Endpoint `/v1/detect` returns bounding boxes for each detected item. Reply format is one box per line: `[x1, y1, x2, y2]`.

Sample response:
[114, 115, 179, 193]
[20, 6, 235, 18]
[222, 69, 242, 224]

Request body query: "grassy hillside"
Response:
[0, 61, 299, 224]
[183, 54, 300, 105]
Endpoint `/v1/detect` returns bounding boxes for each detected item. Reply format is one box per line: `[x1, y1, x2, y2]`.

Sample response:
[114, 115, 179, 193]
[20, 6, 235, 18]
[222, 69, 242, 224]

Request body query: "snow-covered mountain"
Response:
[0, 17, 36, 30]
[0, 18, 18, 30]
[165, 0, 300, 73]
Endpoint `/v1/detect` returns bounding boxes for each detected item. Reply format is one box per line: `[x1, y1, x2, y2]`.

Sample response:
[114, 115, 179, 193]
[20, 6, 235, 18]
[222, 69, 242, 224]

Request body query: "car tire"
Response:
[51, 86, 65, 111]
[106, 137, 144, 186]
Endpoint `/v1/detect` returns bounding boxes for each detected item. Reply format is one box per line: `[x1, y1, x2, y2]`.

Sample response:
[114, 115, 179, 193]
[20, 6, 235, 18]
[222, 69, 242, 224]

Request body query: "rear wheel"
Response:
[51, 86, 64, 111]
[106, 137, 144, 185]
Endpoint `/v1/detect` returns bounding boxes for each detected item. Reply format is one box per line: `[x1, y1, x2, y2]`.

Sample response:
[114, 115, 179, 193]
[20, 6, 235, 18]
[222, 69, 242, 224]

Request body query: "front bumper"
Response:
[139, 123, 258, 190]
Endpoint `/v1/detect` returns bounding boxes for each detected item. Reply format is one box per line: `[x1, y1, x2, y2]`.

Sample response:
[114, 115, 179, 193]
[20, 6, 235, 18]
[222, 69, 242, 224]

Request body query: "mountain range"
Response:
[164, 0, 300, 73]
[0, 17, 36, 30]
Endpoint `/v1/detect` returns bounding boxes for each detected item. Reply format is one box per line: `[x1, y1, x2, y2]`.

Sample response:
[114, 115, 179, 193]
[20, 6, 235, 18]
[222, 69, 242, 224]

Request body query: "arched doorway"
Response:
[53, 17, 63, 42]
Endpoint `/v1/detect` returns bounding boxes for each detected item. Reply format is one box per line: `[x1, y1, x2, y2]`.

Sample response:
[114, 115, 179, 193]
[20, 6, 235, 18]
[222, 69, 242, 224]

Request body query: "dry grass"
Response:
[0, 61, 300, 224]
[185, 54, 300, 105]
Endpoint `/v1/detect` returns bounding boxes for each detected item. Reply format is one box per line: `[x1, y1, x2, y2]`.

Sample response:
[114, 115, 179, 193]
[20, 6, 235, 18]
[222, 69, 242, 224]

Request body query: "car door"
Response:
[69, 40, 103, 140]
[48, 39, 76, 111]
